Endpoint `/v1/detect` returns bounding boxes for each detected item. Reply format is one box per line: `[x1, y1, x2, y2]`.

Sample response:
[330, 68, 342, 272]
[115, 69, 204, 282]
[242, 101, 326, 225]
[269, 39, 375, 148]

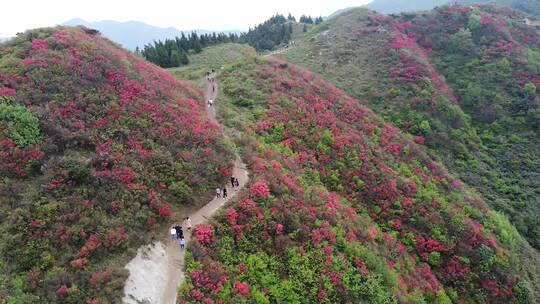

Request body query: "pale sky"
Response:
[0, 0, 373, 37]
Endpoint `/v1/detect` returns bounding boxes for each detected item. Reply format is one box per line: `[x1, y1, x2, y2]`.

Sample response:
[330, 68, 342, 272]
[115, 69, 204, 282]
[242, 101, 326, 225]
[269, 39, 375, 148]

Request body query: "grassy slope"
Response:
[0, 27, 233, 303]
[169, 43, 255, 86]
[282, 6, 540, 249]
[175, 55, 539, 303]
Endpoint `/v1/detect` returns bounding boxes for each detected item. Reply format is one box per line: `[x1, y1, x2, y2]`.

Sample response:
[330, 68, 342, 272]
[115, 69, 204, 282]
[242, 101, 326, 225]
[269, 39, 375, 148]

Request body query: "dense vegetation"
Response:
[139, 32, 241, 68]
[283, 5, 540, 249]
[176, 56, 539, 303]
[0, 26, 234, 303]
[241, 14, 322, 51]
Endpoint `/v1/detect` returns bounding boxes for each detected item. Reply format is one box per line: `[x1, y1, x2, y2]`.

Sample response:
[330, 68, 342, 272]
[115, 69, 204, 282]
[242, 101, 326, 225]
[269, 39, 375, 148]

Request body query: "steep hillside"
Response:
[0, 26, 233, 303]
[282, 5, 540, 249]
[176, 56, 539, 303]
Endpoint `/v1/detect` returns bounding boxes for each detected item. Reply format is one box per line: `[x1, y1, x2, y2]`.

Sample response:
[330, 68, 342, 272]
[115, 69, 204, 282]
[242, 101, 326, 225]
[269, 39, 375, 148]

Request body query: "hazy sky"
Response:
[0, 0, 373, 37]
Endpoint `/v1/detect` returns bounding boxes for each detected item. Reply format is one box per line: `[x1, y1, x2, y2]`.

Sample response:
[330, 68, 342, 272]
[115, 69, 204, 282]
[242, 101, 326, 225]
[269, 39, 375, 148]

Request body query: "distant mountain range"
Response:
[457, 0, 540, 15]
[364, 0, 540, 15]
[365, 0, 448, 14]
[64, 18, 242, 50]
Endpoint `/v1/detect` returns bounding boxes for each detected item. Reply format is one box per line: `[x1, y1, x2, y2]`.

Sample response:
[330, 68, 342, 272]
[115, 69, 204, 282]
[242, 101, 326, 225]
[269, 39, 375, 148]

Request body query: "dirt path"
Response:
[265, 44, 295, 57]
[123, 76, 249, 304]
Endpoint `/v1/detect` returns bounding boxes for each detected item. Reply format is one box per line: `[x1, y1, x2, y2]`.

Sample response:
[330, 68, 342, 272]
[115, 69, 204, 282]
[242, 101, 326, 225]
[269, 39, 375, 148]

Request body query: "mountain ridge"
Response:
[63, 18, 243, 50]
[364, 0, 540, 15]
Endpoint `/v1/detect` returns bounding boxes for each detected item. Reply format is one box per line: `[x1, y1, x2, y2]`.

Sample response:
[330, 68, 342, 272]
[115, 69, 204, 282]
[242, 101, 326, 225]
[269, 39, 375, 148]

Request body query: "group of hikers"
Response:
[216, 176, 240, 198]
[169, 69, 238, 252]
[170, 217, 192, 250]
[206, 70, 216, 89]
[206, 69, 215, 81]
[206, 69, 216, 95]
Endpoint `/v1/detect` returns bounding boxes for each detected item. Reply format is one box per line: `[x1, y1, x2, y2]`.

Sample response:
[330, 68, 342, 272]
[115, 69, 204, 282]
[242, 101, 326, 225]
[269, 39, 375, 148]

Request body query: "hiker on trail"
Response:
[230, 176, 235, 188]
[212, 85, 215, 92]
[235, 177, 240, 188]
[179, 238, 185, 250]
[170, 226, 177, 240]
[175, 225, 183, 239]
[216, 187, 221, 198]
[223, 187, 228, 198]
[208, 99, 213, 107]
[186, 217, 192, 230]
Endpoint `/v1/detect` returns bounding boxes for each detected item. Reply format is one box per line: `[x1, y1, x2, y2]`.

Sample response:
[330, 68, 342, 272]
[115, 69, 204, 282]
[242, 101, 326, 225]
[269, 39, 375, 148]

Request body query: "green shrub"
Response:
[0, 99, 41, 146]
[168, 180, 193, 202]
[428, 252, 441, 267]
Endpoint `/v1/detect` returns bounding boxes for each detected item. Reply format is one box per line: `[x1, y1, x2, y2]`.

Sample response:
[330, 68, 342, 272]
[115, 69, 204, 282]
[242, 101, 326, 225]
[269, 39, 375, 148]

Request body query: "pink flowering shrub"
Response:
[194, 224, 215, 245]
[233, 280, 250, 297]
[31, 39, 48, 51]
[250, 180, 270, 198]
[189, 262, 227, 294]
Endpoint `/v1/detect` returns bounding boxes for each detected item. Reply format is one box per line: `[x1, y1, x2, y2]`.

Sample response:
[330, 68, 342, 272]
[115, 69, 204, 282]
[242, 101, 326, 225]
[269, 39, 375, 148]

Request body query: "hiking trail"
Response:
[265, 43, 295, 57]
[122, 75, 249, 304]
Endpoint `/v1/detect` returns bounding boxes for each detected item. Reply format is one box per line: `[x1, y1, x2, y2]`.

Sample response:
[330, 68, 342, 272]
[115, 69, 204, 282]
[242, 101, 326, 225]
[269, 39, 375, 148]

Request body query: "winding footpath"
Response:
[122, 76, 249, 304]
[264, 42, 296, 57]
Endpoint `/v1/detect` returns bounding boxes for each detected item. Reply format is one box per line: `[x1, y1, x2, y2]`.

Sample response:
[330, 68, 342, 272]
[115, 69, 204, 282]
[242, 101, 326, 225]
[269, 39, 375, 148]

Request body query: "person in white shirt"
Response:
[170, 226, 177, 240]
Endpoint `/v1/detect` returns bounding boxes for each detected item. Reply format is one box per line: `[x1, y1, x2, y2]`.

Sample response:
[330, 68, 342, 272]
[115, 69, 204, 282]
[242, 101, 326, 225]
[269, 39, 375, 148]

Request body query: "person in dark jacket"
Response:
[175, 225, 183, 239]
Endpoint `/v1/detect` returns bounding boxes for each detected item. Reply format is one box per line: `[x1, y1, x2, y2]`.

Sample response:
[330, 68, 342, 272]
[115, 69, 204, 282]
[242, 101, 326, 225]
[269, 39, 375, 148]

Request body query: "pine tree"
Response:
[179, 49, 189, 65]
[170, 49, 181, 67]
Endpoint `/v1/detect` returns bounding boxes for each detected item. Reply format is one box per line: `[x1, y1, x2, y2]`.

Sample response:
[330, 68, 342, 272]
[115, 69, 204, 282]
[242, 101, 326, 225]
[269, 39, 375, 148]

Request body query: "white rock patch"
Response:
[122, 242, 168, 304]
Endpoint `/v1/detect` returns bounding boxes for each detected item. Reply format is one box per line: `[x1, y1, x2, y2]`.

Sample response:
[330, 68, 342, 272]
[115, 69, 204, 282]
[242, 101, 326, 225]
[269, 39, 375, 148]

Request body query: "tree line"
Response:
[137, 32, 241, 68]
[139, 14, 324, 68]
